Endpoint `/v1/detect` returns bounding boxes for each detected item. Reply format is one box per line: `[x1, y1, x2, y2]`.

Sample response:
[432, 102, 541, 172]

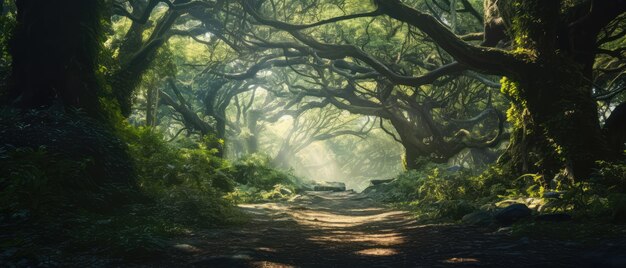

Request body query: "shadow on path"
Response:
[171, 191, 583, 267]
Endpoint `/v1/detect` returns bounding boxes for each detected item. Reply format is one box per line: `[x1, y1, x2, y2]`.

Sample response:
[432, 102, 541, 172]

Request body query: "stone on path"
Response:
[370, 179, 394, 186]
[311, 181, 346, 192]
[462, 211, 494, 226]
[495, 204, 531, 225]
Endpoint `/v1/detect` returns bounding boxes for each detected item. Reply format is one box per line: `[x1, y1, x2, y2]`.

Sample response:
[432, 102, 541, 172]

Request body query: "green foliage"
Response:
[500, 77, 526, 129]
[231, 153, 299, 191]
[123, 126, 238, 222]
[376, 158, 626, 223]
[222, 153, 300, 203]
[373, 162, 550, 221]
[0, 146, 90, 214]
[540, 160, 626, 220]
[0, 108, 137, 210]
[0, 123, 245, 263]
[594, 160, 626, 193]
[0, 0, 15, 94]
[376, 163, 492, 221]
[225, 183, 296, 204]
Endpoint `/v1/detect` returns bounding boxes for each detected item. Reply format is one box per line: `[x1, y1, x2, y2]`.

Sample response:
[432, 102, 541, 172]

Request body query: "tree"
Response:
[373, 0, 626, 180]
[231, 0, 507, 169]
[234, 0, 625, 180]
[109, 0, 221, 116]
[6, 0, 104, 117]
[0, 0, 14, 91]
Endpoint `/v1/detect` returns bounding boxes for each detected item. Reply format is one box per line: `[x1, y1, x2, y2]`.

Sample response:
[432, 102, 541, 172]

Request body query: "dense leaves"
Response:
[0, 0, 625, 265]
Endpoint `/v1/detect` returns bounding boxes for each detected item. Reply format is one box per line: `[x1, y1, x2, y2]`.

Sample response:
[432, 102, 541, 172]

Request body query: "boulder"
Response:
[542, 191, 565, 199]
[370, 179, 394, 186]
[312, 181, 346, 192]
[461, 211, 494, 226]
[495, 204, 531, 225]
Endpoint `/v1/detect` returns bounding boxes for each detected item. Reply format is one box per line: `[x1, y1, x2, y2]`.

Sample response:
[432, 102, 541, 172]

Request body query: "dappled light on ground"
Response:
[355, 248, 399, 256]
[249, 261, 295, 268]
[171, 191, 585, 267]
[442, 257, 480, 264]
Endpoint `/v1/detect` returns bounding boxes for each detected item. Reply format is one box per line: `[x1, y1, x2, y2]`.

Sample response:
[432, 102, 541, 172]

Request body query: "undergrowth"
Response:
[225, 153, 300, 203]
[0, 118, 300, 264]
[372, 157, 626, 224]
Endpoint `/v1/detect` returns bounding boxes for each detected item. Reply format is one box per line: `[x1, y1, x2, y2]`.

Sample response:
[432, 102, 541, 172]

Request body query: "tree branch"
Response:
[373, 0, 525, 76]
[241, 0, 382, 31]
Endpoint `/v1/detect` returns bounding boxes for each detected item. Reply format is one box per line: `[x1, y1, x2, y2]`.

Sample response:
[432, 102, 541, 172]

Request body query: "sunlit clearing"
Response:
[251, 261, 295, 268]
[290, 210, 407, 228]
[293, 142, 343, 184]
[309, 233, 404, 246]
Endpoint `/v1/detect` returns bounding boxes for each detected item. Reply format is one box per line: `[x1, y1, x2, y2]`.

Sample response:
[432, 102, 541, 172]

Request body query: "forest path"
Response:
[169, 191, 584, 267]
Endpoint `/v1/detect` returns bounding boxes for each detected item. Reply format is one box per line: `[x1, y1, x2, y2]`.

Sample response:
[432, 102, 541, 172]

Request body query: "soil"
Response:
[157, 191, 597, 267]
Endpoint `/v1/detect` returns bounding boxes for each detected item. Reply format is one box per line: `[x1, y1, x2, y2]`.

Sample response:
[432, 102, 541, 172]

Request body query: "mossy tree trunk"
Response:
[375, 0, 625, 180]
[8, 0, 104, 117]
[497, 0, 609, 180]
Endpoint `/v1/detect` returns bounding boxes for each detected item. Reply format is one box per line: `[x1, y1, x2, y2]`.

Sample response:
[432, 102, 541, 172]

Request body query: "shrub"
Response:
[125, 127, 233, 190]
[231, 153, 299, 191]
[372, 162, 521, 221]
[0, 146, 89, 214]
[0, 108, 137, 211]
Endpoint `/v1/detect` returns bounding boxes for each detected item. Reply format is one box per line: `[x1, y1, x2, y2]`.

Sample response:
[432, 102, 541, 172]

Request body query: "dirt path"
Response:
[167, 191, 586, 267]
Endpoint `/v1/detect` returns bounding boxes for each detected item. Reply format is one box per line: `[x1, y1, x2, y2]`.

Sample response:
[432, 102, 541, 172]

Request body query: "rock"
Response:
[370, 179, 394, 186]
[496, 227, 513, 233]
[312, 181, 346, 192]
[461, 211, 493, 226]
[361, 180, 396, 199]
[495, 199, 524, 208]
[543, 191, 565, 199]
[525, 197, 543, 210]
[361, 186, 377, 194]
[495, 204, 531, 225]
[535, 213, 572, 222]
[173, 244, 201, 253]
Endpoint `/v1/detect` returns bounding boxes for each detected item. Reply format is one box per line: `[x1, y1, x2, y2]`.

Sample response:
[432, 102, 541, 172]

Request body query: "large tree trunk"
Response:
[8, 0, 103, 117]
[507, 63, 607, 180]
[495, 0, 609, 180]
[403, 144, 426, 170]
[146, 87, 159, 126]
[498, 104, 561, 180]
[246, 111, 261, 154]
[111, 1, 186, 117]
[272, 147, 292, 170]
[214, 116, 226, 158]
